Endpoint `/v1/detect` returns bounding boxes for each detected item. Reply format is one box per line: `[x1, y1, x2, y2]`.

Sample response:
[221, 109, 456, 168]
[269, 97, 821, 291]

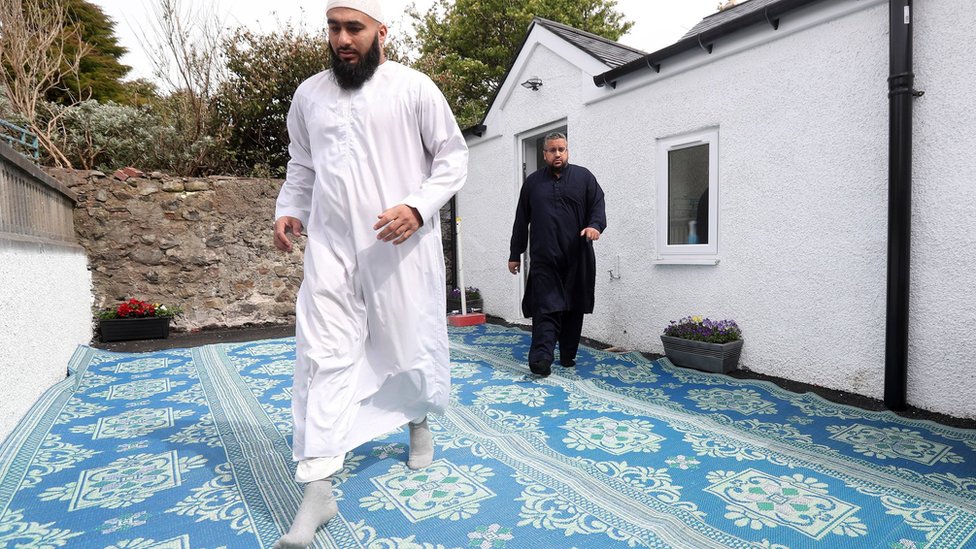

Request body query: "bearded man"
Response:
[272, 1, 467, 546]
[508, 132, 606, 377]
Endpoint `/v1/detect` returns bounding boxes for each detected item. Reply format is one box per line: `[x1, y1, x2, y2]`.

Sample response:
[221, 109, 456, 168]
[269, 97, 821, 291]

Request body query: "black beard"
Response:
[330, 35, 381, 90]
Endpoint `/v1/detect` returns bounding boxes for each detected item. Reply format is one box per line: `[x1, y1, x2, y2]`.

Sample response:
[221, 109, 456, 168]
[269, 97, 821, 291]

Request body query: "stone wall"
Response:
[50, 168, 304, 332]
[48, 168, 458, 333]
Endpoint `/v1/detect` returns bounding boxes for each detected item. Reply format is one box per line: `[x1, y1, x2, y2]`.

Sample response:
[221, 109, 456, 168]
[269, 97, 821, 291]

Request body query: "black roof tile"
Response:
[681, 0, 778, 39]
[534, 17, 646, 68]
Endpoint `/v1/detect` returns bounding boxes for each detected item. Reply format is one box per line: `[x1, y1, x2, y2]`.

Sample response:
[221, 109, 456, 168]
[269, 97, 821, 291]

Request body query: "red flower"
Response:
[98, 298, 180, 321]
[115, 298, 158, 318]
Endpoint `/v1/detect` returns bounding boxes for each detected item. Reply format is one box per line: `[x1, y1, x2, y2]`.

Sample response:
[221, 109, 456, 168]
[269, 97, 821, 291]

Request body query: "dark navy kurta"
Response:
[509, 164, 607, 318]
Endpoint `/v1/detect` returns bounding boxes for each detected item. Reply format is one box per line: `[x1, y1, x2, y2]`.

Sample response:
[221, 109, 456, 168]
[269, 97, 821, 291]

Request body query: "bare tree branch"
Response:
[132, 0, 229, 174]
[0, 0, 90, 166]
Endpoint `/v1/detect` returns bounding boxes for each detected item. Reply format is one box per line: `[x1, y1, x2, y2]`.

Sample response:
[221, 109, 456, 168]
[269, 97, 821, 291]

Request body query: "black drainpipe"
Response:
[885, 0, 919, 411]
[450, 196, 459, 290]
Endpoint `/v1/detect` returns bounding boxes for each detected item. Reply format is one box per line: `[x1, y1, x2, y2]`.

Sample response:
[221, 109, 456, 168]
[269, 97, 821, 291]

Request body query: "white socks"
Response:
[407, 417, 434, 470]
[274, 478, 338, 549]
[274, 419, 432, 547]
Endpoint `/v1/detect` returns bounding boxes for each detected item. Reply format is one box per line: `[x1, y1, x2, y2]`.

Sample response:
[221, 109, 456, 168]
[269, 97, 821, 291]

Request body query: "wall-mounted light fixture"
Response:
[520, 77, 543, 91]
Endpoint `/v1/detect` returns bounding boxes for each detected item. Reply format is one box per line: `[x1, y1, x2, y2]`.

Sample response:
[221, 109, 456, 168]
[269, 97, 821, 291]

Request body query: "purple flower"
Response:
[663, 315, 741, 343]
[449, 287, 481, 299]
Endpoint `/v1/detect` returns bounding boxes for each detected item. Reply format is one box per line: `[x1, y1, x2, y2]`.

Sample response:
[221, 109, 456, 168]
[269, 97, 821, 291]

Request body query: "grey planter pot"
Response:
[660, 335, 743, 373]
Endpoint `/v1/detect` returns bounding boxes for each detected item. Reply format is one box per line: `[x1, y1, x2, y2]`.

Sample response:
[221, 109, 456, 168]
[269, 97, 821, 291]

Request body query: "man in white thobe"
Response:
[271, 1, 467, 546]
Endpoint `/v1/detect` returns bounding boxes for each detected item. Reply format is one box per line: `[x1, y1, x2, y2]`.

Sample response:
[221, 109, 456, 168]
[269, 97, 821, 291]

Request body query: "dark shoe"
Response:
[529, 360, 552, 377]
[560, 359, 575, 368]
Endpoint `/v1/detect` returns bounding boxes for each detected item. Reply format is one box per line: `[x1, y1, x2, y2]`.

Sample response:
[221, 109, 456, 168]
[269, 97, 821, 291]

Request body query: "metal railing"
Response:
[0, 118, 40, 162]
[0, 141, 77, 245]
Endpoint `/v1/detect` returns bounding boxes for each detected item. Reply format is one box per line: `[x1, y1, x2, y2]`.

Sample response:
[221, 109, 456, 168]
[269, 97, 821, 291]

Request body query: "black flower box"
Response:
[99, 317, 172, 342]
[447, 297, 482, 314]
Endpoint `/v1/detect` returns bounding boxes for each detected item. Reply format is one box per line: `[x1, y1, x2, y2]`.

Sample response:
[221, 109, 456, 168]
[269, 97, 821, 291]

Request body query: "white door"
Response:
[516, 123, 567, 314]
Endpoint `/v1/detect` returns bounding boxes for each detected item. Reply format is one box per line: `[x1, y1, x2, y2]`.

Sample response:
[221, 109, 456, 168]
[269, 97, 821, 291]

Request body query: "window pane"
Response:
[668, 144, 709, 245]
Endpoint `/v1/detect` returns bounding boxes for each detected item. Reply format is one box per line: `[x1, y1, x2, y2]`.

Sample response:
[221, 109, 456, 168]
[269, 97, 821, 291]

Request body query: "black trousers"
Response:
[529, 310, 585, 365]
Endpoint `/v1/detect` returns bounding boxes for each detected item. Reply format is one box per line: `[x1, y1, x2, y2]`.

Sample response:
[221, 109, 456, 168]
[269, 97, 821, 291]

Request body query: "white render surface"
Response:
[461, 0, 976, 419]
[903, 0, 976, 419]
[0, 240, 93, 440]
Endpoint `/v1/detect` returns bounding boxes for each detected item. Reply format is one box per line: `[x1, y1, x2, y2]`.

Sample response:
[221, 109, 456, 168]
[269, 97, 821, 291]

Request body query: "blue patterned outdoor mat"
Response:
[1, 323, 974, 548]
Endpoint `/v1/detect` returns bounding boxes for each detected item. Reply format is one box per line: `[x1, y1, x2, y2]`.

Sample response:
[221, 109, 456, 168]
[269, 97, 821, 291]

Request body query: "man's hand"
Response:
[581, 227, 601, 241]
[274, 216, 304, 252]
[375, 204, 423, 245]
[508, 261, 521, 275]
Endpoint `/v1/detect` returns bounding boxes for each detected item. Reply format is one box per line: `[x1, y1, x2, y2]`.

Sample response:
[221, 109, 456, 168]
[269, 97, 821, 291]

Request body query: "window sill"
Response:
[653, 257, 720, 265]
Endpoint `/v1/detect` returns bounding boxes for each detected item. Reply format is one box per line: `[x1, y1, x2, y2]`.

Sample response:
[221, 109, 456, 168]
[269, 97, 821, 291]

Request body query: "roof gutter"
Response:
[885, 0, 920, 411]
[593, 0, 825, 88]
[462, 124, 488, 138]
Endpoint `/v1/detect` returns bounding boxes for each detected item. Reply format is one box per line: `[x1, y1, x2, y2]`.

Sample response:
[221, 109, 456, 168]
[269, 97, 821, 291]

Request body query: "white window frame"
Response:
[654, 127, 720, 265]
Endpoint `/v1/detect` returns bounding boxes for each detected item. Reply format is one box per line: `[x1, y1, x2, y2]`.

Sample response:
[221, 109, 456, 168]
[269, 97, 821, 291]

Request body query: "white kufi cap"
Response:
[326, 0, 385, 24]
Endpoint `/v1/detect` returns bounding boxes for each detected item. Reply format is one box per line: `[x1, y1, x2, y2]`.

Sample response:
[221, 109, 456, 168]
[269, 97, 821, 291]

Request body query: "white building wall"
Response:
[904, 0, 976, 417]
[462, 0, 976, 419]
[0, 240, 93, 439]
[579, 1, 890, 396]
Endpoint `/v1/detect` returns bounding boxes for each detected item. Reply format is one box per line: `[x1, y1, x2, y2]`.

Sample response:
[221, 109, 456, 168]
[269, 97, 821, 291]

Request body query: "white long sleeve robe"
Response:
[275, 61, 468, 460]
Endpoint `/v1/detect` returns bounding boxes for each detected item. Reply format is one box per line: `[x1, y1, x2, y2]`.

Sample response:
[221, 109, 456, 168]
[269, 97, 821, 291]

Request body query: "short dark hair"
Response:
[544, 132, 567, 148]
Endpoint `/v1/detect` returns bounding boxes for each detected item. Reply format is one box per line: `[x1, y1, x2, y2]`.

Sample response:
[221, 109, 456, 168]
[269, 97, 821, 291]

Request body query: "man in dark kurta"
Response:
[508, 132, 607, 377]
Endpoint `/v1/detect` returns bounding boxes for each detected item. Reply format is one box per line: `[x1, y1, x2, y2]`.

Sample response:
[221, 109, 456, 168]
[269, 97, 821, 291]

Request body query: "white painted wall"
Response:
[461, 0, 976, 419]
[903, 0, 976, 418]
[0, 239, 93, 440]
